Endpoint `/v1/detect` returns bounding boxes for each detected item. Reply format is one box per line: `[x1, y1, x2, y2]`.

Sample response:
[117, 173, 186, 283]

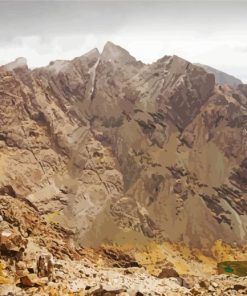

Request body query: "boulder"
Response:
[20, 274, 46, 287]
[173, 180, 183, 194]
[86, 285, 127, 296]
[15, 260, 28, 277]
[0, 230, 27, 253]
[157, 267, 180, 279]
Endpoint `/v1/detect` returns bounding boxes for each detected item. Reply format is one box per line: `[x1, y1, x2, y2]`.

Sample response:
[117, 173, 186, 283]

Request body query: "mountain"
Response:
[0, 42, 247, 254]
[1, 41, 247, 294]
[196, 63, 243, 86]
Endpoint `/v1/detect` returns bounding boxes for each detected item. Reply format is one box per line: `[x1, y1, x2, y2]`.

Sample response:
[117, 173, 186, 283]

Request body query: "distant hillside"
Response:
[196, 63, 242, 86]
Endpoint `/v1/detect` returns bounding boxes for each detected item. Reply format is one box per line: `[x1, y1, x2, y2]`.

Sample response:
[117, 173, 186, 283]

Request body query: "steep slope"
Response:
[0, 42, 247, 252]
[196, 63, 243, 86]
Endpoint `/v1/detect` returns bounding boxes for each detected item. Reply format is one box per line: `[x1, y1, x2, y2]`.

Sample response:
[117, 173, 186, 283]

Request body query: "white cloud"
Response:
[0, 34, 104, 68]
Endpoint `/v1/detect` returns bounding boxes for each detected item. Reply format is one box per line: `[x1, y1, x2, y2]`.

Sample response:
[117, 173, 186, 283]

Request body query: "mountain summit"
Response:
[0, 57, 28, 71]
[101, 41, 138, 63]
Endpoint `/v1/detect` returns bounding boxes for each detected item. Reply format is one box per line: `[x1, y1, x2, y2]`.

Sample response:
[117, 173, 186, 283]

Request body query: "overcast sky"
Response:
[0, 0, 247, 82]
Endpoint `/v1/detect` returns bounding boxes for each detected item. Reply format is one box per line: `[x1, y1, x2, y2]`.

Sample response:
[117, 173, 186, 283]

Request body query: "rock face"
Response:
[0, 42, 247, 251]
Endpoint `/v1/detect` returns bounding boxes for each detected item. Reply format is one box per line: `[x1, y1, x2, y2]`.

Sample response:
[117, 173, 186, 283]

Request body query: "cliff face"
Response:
[0, 42, 247, 250]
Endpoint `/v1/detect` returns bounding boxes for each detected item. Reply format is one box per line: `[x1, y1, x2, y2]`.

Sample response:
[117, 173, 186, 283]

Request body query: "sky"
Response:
[0, 1, 247, 82]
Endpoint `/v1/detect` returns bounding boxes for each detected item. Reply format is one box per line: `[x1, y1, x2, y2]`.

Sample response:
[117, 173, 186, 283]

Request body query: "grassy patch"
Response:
[218, 261, 247, 277]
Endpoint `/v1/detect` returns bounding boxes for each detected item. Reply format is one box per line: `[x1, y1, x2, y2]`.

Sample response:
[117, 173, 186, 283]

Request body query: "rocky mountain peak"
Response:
[1, 57, 28, 71]
[82, 48, 100, 59]
[46, 59, 69, 73]
[101, 41, 137, 63]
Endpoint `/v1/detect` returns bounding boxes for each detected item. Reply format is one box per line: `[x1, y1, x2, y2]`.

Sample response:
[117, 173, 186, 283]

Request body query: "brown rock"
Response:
[87, 285, 126, 296]
[190, 287, 201, 295]
[233, 284, 246, 291]
[173, 180, 183, 194]
[20, 273, 46, 287]
[157, 268, 180, 279]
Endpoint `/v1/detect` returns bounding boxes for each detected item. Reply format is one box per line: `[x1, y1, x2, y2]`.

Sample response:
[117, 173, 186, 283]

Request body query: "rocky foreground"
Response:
[0, 194, 247, 296]
[2, 261, 247, 296]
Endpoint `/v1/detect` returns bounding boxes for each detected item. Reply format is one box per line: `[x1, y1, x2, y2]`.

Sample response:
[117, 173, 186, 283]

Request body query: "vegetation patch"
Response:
[218, 261, 247, 277]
